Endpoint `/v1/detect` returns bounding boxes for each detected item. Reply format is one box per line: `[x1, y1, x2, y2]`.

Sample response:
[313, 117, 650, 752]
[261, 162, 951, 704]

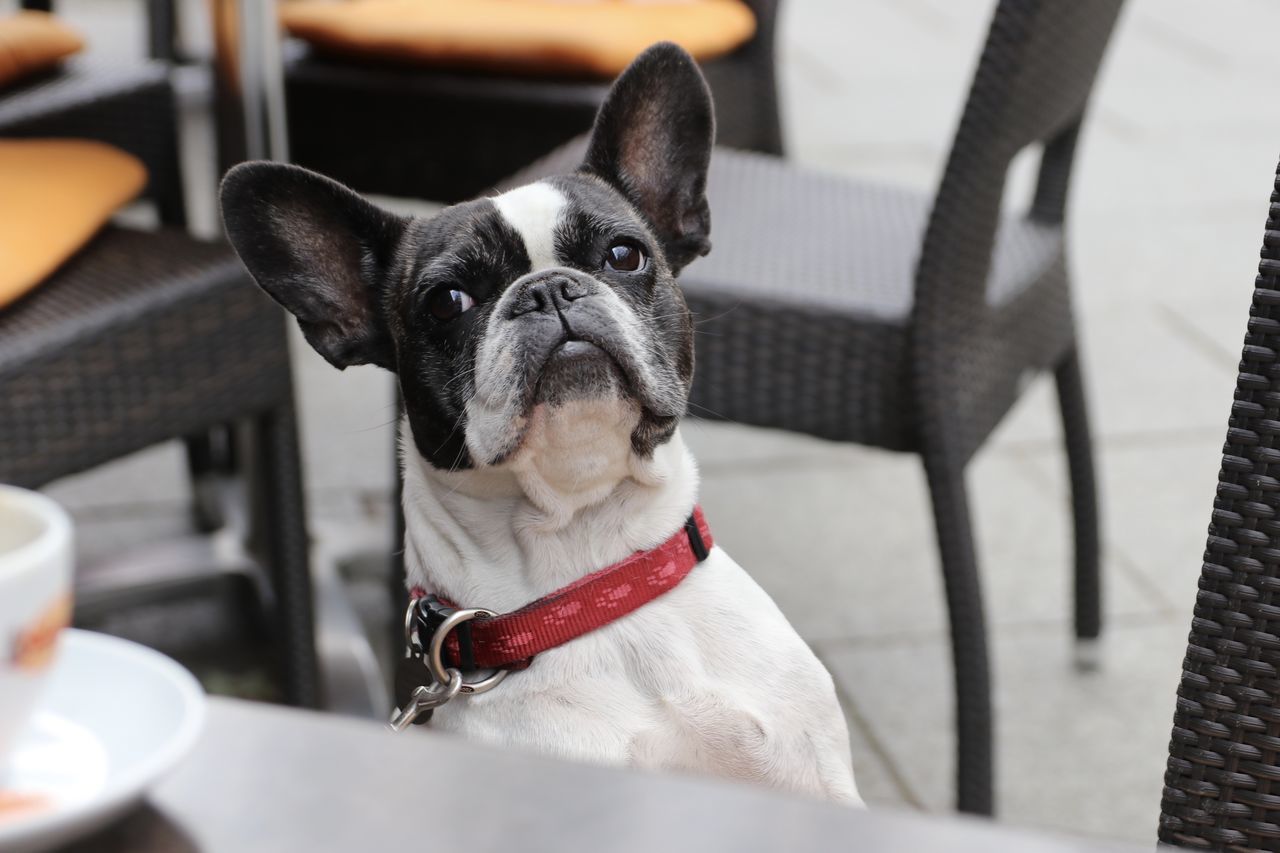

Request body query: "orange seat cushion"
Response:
[0, 140, 148, 309]
[281, 0, 756, 78]
[0, 11, 84, 88]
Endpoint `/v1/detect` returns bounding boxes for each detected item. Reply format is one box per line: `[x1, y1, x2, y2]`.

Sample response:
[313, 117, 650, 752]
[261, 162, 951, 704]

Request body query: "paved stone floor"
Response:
[41, 0, 1280, 844]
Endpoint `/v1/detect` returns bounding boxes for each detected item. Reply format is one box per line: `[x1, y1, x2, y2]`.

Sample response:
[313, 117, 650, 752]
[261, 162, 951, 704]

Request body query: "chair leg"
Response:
[253, 400, 322, 708]
[1054, 345, 1102, 656]
[184, 429, 228, 533]
[922, 453, 994, 816]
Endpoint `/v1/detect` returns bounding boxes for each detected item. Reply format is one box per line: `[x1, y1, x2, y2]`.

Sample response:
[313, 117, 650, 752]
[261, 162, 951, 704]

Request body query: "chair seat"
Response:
[280, 0, 756, 79]
[685, 148, 1063, 321]
[682, 150, 1068, 449]
[0, 226, 290, 488]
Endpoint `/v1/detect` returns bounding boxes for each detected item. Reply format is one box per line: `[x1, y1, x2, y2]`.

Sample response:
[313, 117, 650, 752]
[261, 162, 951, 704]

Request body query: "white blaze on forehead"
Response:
[493, 182, 568, 271]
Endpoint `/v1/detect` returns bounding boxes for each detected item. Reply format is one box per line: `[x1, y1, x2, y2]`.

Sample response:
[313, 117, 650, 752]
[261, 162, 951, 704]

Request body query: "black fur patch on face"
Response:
[382, 200, 532, 470]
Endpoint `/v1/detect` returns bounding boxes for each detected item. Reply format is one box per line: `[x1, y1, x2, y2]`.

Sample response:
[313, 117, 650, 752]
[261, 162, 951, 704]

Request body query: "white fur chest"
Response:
[399, 427, 861, 805]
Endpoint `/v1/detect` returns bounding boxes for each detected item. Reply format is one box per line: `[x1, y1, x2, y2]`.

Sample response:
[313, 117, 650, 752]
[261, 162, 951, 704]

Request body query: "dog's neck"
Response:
[400, 407, 699, 612]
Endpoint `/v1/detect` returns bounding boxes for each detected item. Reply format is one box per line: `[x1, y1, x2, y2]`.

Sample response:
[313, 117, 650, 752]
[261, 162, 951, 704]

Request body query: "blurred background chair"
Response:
[1159, 156, 1280, 850]
[680, 0, 1124, 814]
[278, 0, 783, 203]
[508, 0, 1123, 815]
[0, 1, 320, 707]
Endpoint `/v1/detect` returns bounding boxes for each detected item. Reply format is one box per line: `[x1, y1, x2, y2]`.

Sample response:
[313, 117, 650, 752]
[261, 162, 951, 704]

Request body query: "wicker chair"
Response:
[1159, 159, 1280, 850]
[501, 0, 1124, 814]
[279, 0, 783, 203]
[0, 51, 320, 705]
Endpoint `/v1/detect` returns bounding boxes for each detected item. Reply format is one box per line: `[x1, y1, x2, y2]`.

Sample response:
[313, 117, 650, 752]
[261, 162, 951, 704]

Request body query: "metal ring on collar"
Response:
[427, 607, 509, 696]
[404, 597, 422, 655]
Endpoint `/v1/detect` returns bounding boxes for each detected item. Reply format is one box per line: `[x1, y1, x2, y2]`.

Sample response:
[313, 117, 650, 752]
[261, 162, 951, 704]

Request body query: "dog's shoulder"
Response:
[621, 547, 863, 803]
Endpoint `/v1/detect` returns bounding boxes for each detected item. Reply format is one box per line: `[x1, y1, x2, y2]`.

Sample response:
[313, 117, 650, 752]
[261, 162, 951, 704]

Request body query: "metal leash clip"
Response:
[387, 670, 462, 732]
[386, 596, 509, 732]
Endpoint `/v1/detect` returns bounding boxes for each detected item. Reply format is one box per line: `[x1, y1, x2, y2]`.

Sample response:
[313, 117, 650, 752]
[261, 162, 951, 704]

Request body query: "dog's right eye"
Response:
[427, 287, 476, 322]
[603, 241, 645, 273]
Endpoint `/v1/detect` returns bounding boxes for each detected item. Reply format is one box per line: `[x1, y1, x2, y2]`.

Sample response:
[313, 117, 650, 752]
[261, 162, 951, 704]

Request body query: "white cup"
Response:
[0, 486, 72, 774]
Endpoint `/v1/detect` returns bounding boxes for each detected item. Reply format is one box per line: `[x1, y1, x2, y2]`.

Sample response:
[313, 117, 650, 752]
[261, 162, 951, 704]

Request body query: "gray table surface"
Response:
[66, 698, 1142, 852]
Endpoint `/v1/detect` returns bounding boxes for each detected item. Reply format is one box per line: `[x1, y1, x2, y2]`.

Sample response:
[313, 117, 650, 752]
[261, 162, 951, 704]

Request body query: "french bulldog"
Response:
[220, 42, 861, 805]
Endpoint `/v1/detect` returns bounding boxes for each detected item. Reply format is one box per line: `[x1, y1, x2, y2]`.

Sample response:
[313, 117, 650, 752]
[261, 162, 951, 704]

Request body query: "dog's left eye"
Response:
[427, 287, 476, 321]
[603, 241, 645, 273]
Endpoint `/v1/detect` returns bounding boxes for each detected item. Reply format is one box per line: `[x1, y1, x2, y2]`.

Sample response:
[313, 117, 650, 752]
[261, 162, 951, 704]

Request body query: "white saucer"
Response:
[0, 629, 205, 853]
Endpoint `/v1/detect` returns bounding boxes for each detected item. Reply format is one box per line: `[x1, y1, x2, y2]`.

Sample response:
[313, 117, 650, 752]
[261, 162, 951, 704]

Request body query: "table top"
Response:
[68, 698, 1140, 853]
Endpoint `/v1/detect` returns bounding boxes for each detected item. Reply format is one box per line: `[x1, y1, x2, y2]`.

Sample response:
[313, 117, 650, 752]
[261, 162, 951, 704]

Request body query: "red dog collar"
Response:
[390, 508, 714, 729]
[408, 507, 713, 674]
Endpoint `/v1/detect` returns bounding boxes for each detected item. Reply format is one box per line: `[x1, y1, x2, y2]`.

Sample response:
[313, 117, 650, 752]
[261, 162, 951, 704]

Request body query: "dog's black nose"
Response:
[508, 273, 589, 318]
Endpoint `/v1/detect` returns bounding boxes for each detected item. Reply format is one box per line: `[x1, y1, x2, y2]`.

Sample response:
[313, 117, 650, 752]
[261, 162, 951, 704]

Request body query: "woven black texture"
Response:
[0, 228, 288, 485]
[1159, 161, 1280, 850]
[501, 0, 1122, 815]
[0, 60, 320, 707]
[281, 0, 782, 202]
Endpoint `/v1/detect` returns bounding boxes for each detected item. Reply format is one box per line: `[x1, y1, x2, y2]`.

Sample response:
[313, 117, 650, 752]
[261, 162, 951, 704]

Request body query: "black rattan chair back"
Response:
[1160, 160, 1280, 849]
[724, 0, 782, 155]
[957, 0, 1122, 163]
[914, 0, 1123, 460]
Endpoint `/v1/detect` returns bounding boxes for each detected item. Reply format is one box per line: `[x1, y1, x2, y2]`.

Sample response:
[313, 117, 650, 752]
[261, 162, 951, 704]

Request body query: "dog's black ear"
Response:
[581, 42, 714, 273]
[220, 161, 406, 370]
